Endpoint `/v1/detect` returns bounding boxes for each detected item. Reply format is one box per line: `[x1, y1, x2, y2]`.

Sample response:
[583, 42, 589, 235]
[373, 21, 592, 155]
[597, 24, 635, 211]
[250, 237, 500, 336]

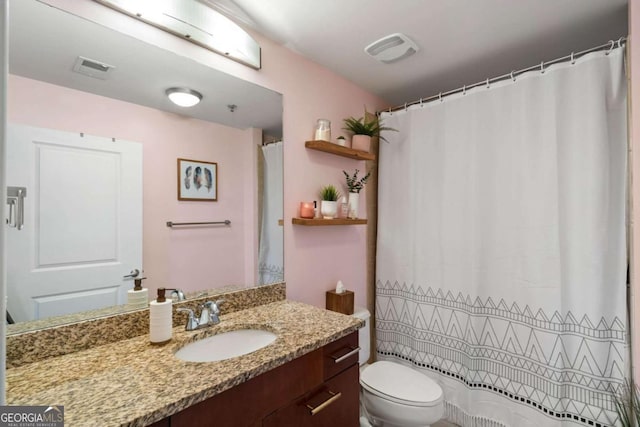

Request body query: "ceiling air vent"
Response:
[72, 56, 115, 80]
[364, 33, 419, 64]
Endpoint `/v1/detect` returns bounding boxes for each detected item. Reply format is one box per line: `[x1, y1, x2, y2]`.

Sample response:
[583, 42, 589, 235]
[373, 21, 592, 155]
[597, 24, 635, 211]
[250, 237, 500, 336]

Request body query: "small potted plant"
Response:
[335, 135, 348, 147]
[343, 169, 371, 219]
[342, 114, 397, 152]
[614, 380, 640, 427]
[319, 185, 341, 219]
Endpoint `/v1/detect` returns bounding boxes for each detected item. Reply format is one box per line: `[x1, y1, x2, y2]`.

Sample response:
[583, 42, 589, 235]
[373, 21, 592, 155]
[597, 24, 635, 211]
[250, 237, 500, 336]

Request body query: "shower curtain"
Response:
[377, 48, 627, 427]
[258, 141, 284, 285]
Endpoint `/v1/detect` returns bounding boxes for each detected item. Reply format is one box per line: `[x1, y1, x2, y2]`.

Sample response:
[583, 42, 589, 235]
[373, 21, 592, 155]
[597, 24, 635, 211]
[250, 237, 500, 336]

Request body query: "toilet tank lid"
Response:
[360, 361, 443, 406]
[352, 306, 370, 320]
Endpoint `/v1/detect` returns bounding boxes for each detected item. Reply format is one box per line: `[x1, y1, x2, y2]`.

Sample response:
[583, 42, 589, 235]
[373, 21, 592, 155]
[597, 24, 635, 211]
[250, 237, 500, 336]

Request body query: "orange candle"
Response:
[300, 202, 315, 219]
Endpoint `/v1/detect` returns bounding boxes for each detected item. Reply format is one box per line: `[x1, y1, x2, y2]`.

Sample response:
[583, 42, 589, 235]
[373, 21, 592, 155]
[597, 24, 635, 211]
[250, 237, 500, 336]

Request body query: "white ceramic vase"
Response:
[321, 200, 338, 219]
[348, 192, 359, 219]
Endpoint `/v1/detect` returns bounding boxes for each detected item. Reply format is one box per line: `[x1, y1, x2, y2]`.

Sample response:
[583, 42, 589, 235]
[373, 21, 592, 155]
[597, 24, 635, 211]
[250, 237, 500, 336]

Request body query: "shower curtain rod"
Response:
[262, 139, 282, 146]
[381, 37, 627, 115]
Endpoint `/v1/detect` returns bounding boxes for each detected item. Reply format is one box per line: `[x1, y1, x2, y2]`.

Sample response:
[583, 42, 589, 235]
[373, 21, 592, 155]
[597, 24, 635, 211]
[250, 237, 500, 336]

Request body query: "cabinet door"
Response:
[263, 364, 360, 427]
[171, 349, 323, 427]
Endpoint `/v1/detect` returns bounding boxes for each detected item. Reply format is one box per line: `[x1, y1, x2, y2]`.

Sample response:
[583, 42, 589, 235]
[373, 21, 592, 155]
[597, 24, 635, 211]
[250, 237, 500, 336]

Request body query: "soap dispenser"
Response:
[127, 277, 149, 309]
[150, 288, 172, 344]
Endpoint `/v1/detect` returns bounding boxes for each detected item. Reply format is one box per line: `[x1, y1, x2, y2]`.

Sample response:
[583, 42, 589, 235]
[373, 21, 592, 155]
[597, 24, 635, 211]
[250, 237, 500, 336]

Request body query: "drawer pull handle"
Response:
[331, 346, 360, 364]
[306, 390, 342, 416]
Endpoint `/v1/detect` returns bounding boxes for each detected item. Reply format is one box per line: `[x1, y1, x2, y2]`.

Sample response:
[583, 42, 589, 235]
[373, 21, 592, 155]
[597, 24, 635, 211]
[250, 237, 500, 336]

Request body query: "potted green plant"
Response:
[335, 135, 347, 147]
[342, 115, 397, 152]
[343, 169, 370, 219]
[319, 185, 341, 219]
[614, 380, 640, 427]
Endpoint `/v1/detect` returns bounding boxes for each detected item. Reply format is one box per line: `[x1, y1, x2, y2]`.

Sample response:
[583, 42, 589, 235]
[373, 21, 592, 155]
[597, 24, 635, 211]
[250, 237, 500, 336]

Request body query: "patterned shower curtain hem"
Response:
[444, 401, 507, 427]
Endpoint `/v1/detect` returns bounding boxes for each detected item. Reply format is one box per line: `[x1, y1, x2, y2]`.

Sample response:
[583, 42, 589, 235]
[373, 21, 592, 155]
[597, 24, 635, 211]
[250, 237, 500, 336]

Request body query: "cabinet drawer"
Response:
[323, 331, 359, 380]
[263, 363, 360, 427]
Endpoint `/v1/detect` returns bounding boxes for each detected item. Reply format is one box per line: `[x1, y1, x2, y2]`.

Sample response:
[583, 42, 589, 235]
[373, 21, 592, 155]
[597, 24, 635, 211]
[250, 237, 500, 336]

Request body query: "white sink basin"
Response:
[175, 329, 277, 362]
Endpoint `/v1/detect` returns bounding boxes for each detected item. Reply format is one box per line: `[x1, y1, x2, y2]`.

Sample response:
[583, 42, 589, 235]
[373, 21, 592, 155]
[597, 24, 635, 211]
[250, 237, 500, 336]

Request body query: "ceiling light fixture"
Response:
[166, 87, 203, 107]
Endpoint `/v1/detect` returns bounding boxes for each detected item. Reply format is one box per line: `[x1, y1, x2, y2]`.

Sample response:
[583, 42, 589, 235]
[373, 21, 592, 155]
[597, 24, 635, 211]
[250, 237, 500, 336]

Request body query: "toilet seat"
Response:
[360, 361, 443, 408]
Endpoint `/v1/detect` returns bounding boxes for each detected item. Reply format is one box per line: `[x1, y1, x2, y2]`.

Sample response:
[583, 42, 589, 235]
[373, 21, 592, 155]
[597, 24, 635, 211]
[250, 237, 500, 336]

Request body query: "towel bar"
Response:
[166, 220, 231, 228]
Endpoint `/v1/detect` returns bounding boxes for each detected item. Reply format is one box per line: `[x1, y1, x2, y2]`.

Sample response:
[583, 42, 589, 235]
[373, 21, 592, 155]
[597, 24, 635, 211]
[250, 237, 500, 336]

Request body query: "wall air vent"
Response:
[72, 56, 115, 80]
[364, 33, 419, 64]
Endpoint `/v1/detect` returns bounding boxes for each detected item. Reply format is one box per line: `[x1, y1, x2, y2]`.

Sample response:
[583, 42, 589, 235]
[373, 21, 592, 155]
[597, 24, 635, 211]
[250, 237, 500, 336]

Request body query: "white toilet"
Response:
[353, 307, 444, 427]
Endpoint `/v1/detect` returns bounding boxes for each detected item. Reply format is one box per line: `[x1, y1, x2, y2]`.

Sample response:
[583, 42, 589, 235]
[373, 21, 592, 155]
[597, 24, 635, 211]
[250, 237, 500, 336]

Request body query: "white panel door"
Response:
[6, 124, 142, 322]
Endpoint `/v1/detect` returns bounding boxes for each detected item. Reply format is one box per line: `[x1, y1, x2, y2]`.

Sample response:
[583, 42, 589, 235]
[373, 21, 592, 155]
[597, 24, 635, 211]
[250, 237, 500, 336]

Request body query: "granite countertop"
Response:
[6, 300, 363, 427]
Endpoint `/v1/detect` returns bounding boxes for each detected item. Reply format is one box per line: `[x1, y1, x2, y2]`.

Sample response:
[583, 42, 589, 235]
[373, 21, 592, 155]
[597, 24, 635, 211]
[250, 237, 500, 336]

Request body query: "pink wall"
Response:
[630, 0, 640, 382]
[210, 37, 388, 308]
[7, 75, 256, 297]
[43, 0, 389, 309]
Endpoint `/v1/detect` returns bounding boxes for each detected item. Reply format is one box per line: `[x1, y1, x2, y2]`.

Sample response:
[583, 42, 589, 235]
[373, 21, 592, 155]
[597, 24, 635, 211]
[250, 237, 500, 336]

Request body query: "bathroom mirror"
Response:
[5, 0, 283, 331]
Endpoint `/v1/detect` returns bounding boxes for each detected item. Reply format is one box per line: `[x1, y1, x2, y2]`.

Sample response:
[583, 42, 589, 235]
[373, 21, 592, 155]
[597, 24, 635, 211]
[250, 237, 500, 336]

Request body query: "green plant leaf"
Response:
[343, 169, 371, 193]
[612, 379, 639, 427]
[342, 115, 397, 143]
[319, 184, 341, 201]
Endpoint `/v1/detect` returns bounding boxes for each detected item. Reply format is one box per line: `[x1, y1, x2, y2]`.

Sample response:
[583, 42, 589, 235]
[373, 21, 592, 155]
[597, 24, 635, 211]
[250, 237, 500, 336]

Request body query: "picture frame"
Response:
[177, 158, 218, 201]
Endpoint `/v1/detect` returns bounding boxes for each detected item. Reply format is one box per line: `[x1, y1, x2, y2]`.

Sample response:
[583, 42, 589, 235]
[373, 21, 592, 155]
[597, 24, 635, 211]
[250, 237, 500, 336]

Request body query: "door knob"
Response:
[123, 269, 140, 279]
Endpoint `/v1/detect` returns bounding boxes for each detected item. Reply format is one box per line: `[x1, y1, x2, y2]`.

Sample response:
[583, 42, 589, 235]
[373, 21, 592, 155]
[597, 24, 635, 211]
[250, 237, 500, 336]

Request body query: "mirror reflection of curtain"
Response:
[258, 141, 284, 285]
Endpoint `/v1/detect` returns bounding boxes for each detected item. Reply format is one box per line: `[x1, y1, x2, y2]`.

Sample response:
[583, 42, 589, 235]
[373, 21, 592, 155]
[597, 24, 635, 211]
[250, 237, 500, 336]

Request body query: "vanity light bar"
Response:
[91, 0, 261, 69]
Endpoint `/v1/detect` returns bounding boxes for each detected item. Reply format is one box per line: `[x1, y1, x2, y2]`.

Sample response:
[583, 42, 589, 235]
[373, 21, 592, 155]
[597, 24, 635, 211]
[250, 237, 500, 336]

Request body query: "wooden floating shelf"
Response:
[305, 140, 376, 161]
[292, 218, 368, 226]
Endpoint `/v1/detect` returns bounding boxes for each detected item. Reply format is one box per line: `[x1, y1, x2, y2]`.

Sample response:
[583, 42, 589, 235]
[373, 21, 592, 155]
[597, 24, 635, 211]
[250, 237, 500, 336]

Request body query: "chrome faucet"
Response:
[177, 300, 225, 331]
[206, 300, 224, 325]
[177, 308, 199, 331]
[168, 288, 186, 301]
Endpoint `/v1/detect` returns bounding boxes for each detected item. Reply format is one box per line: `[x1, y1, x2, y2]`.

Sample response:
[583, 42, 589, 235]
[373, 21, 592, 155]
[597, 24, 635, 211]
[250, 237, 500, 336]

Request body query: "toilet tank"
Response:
[352, 306, 371, 365]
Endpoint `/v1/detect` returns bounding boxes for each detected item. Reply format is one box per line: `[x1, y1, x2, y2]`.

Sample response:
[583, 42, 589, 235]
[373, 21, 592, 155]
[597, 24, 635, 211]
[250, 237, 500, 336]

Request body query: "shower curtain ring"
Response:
[462, 85, 466, 95]
[617, 37, 623, 48]
[510, 71, 516, 82]
[419, 98, 423, 107]
[606, 40, 614, 55]
[570, 52, 575, 65]
[486, 78, 490, 89]
[404, 103, 408, 111]
[540, 61, 545, 74]
[439, 92, 443, 102]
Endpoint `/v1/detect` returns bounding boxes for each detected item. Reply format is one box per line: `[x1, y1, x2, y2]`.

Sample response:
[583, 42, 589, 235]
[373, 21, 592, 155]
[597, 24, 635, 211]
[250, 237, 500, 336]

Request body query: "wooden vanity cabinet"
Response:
[168, 331, 360, 427]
